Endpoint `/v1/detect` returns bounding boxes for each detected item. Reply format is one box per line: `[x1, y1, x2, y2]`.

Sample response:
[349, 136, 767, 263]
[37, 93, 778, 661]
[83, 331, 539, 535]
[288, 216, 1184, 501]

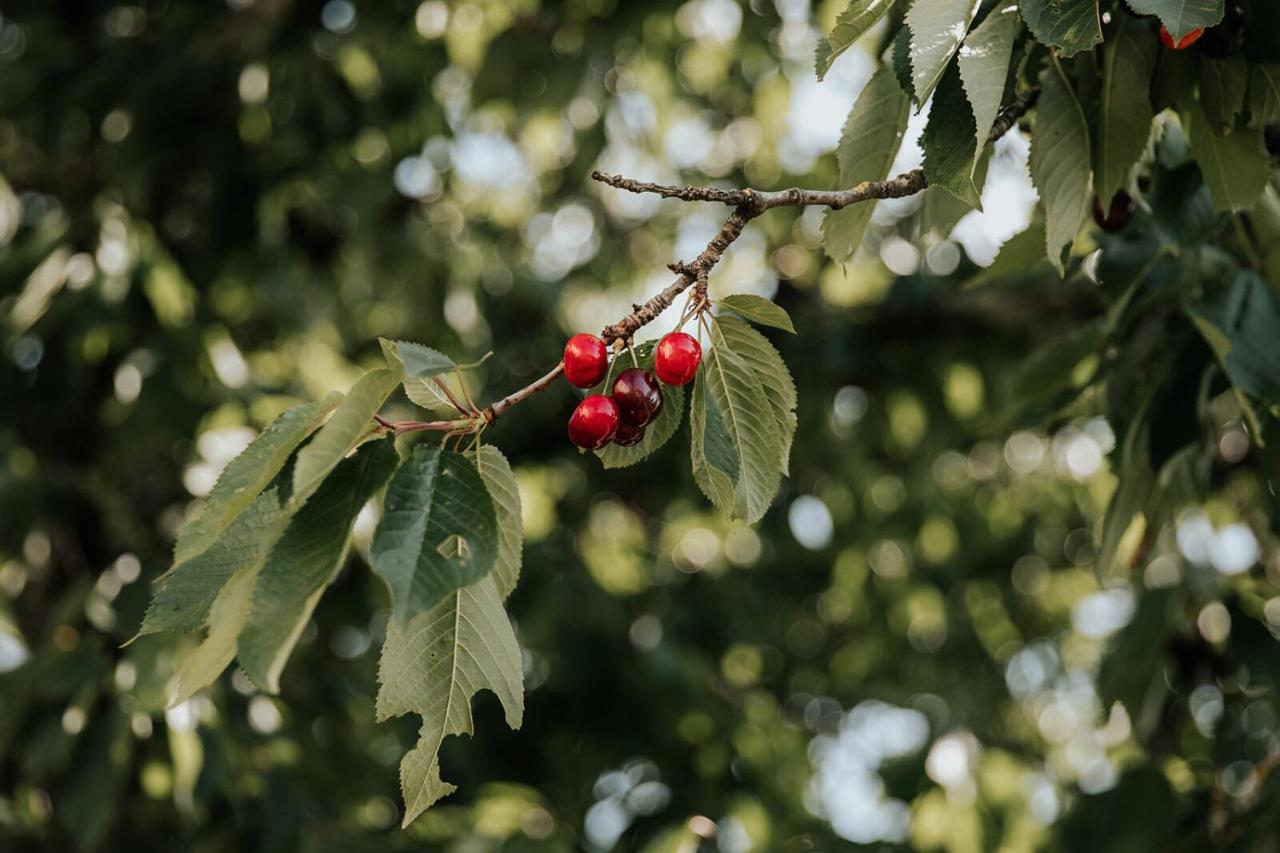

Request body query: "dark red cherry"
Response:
[563, 334, 608, 388]
[613, 422, 645, 447]
[1092, 191, 1135, 232]
[611, 368, 664, 427]
[568, 395, 619, 449]
[655, 332, 701, 386]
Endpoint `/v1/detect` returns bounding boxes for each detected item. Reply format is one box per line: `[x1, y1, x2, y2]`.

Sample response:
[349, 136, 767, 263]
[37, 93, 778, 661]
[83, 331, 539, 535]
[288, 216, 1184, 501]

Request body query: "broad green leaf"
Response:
[815, 0, 896, 80]
[1247, 64, 1280, 131]
[1020, 0, 1102, 57]
[139, 471, 292, 637]
[822, 66, 912, 261]
[474, 446, 522, 601]
[1096, 591, 1175, 736]
[1199, 55, 1249, 133]
[588, 341, 686, 469]
[292, 367, 402, 509]
[376, 576, 523, 825]
[1189, 271, 1280, 407]
[963, 220, 1047, 288]
[168, 560, 259, 707]
[1097, 15, 1157, 206]
[891, 24, 916, 99]
[957, 2, 1021, 152]
[714, 316, 798, 476]
[1030, 56, 1092, 275]
[371, 445, 498, 625]
[921, 149, 991, 238]
[379, 338, 455, 379]
[718, 294, 796, 333]
[238, 439, 400, 692]
[1097, 404, 1153, 574]
[922, 64, 982, 207]
[690, 334, 783, 522]
[1186, 102, 1270, 212]
[1126, 0, 1224, 42]
[173, 395, 339, 564]
[907, 0, 977, 105]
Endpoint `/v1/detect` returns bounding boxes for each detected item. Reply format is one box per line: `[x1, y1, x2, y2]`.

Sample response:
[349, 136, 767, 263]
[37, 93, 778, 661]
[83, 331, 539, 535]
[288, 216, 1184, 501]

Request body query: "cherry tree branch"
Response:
[386, 89, 1040, 437]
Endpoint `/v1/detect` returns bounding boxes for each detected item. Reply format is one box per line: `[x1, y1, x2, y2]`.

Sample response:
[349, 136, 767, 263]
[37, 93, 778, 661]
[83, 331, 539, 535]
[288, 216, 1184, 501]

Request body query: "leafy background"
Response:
[3, 0, 1280, 850]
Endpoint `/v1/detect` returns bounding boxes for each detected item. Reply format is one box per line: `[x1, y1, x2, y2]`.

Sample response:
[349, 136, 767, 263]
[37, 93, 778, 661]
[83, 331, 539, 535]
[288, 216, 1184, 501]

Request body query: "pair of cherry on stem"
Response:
[563, 331, 702, 449]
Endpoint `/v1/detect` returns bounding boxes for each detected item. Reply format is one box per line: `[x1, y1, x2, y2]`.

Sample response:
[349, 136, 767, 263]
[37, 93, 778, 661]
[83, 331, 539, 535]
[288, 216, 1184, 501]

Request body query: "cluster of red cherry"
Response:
[562, 331, 702, 449]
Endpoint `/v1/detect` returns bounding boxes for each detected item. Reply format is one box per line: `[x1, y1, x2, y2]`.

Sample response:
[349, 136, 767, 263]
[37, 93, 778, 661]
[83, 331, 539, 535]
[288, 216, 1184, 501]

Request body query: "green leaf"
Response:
[689, 329, 784, 522]
[1247, 63, 1280, 131]
[921, 149, 992, 238]
[593, 345, 686, 470]
[815, 0, 896, 81]
[1030, 56, 1093, 275]
[1020, 0, 1103, 57]
[963, 221, 1048, 288]
[1096, 15, 1158, 206]
[292, 367, 402, 510]
[1189, 271, 1280, 407]
[474, 446, 522, 601]
[1097, 404, 1153, 574]
[140, 470, 293, 637]
[907, 0, 977, 105]
[1199, 55, 1249, 133]
[957, 2, 1021, 153]
[379, 338, 456, 379]
[891, 24, 916, 100]
[168, 559, 259, 707]
[718, 294, 796, 333]
[714, 316, 798, 476]
[237, 438, 400, 692]
[371, 445, 499, 625]
[922, 64, 982, 207]
[821, 66, 912, 261]
[1186, 101, 1271, 212]
[1097, 589, 1173, 725]
[1125, 0, 1224, 42]
[376, 576, 523, 825]
[173, 395, 340, 564]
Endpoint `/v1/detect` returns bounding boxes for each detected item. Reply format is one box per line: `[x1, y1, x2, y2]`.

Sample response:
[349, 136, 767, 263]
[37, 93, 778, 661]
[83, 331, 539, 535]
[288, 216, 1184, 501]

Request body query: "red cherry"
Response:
[611, 368, 664, 427]
[655, 332, 701, 386]
[563, 334, 608, 388]
[613, 422, 645, 447]
[568, 394, 619, 449]
[1160, 25, 1203, 50]
[1092, 191, 1135, 232]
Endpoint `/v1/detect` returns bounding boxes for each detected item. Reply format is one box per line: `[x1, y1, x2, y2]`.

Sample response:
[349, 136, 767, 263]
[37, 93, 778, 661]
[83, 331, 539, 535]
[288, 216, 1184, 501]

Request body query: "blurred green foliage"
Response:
[3, 0, 1280, 851]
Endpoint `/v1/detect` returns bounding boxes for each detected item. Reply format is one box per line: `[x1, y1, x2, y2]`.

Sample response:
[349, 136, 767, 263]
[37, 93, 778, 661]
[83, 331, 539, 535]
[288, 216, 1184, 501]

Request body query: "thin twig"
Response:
[377, 90, 1041, 435]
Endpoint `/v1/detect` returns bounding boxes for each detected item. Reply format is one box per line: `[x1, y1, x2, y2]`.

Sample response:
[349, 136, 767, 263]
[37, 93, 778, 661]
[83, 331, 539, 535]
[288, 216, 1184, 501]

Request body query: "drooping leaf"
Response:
[168, 560, 260, 707]
[717, 294, 796, 333]
[957, 1, 1021, 152]
[139, 471, 293, 637]
[1097, 403, 1154, 575]
[1125, 0, 1224, 42]
[920, 149, 991, 238]
[689, 331, 784, 523]
[815, 0, 896, 81]
[291, 367, 402, 510]
[1096, 15, 1158, 206]
[1198, 55, 1249, 133]
[1030, 55, 1093, 275]
[1247, 64, 1280, 130]
[922, 64, 982, 207]
[173, 394, 340, 564]
[1020, 0, 1103, 57]
[963, 221, 1048, 288]
[1185, 101, 1270, 212]
[381, 338, 472, 416]
[473, 445, 522, 601]
[714, 316, 798, 476]
[588, 341, 687, 469]
[891, 24, 916, 99]
[1097, 588, 1173, 726]
[238, 438, 400, 692]
[907, 0, 977, 105]
[376, 576, 523, 825]
[371, 445, 499, 625]
[822, 66, 912, 261]
[1188, 270, 1280, 407]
